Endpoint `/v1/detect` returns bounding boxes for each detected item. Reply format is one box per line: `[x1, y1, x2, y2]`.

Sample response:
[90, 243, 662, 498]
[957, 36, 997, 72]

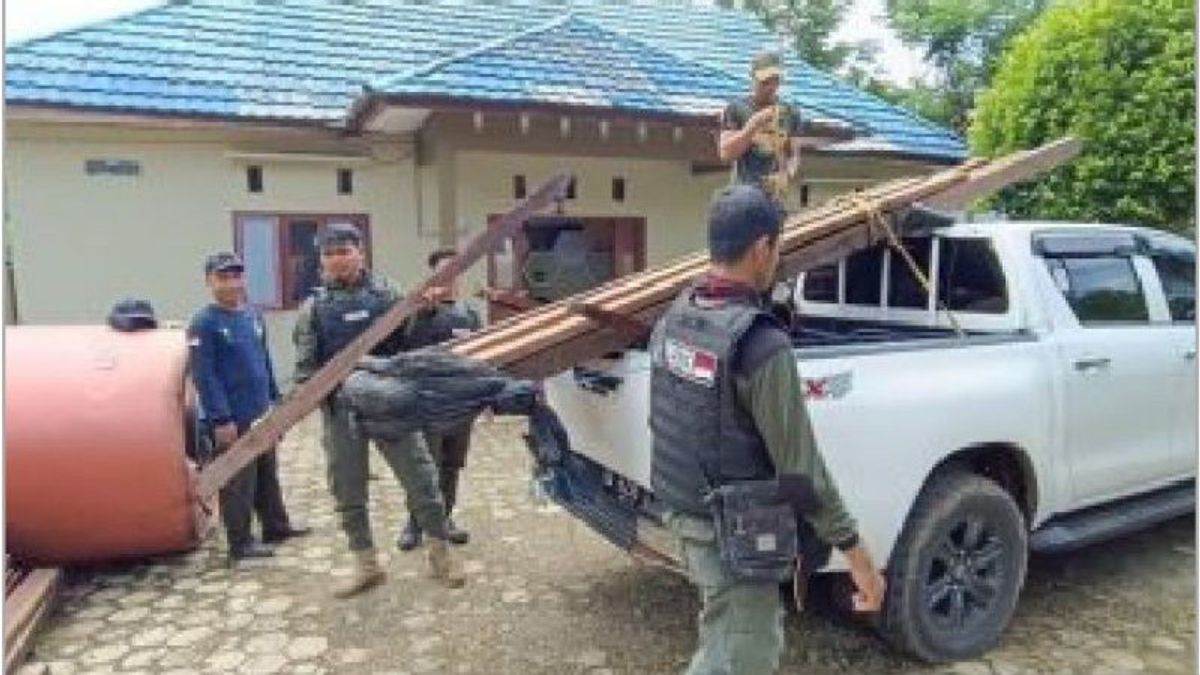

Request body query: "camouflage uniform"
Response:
[720, 97, 802, 192]
[292, 272, 450, 553]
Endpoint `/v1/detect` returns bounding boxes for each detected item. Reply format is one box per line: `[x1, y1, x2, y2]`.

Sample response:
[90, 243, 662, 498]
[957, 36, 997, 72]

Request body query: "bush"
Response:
[970, 0, 1195, 234]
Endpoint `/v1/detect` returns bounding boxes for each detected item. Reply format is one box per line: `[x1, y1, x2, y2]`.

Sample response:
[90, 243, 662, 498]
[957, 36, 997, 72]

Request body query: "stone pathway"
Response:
[18, 417, 1197, 674]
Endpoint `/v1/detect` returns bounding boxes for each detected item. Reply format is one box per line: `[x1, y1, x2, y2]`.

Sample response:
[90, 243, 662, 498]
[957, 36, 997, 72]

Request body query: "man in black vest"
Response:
[292, 223, 465, 597]
[398, 248, 482, 551]
[649, 186, 885, 674]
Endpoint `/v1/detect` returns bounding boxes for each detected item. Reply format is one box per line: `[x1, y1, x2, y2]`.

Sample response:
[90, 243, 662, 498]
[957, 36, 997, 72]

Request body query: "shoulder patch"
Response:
[664, 338, 718, 387]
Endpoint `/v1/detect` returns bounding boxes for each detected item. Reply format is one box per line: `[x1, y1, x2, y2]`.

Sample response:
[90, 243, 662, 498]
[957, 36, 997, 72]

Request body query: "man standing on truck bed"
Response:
[649, 185, 885, 674]
[718, 52, 803, 205]
[292, 223, 465, 597]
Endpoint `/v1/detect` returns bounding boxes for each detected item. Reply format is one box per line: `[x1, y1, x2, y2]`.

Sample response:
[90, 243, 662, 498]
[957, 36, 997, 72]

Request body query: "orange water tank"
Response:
[5, 326, 208, 564]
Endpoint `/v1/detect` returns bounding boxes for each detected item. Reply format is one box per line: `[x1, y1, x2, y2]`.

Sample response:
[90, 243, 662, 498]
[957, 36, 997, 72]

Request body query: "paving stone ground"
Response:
[21, 417, 1197, 675]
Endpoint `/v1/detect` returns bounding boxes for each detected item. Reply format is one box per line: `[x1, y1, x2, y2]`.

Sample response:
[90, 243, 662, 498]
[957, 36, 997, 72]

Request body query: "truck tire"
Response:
[880, 471, 1028, 662]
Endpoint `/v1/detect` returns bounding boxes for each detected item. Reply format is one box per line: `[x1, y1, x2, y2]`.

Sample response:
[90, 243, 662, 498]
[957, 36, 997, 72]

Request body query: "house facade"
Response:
[4, 0, 965, 377]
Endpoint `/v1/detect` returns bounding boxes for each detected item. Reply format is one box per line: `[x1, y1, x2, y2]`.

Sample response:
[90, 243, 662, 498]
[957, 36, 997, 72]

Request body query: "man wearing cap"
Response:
[292, 223, 466, 598]
[718, 52, 804, 204]
[107, 298, 159, 331]
[649, 186, 886, 674]
[188, 252, 310, 566]
[397, 248, 482, 552]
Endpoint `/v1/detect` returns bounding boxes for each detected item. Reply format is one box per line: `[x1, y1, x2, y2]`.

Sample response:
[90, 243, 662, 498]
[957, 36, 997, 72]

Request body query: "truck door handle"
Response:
[1073, 357, 1112, 372]
[1185, 349, 1197, 362]
[572, 367, 623, 395]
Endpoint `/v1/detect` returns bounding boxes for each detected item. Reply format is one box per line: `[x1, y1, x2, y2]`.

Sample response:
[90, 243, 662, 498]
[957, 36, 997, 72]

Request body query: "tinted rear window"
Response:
[802, 264, 838, 303]
[938, 238, 1008, 313]
[845, 245, 884, 306]
[888, 238, 932, 309]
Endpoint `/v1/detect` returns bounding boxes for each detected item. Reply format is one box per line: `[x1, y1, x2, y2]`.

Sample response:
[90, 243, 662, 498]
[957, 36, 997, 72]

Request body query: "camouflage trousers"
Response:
[667, 512, 784, 675]
[321, 402, 448, 551]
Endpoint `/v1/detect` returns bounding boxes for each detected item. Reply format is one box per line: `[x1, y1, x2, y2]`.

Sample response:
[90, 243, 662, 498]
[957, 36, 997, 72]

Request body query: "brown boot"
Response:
[334, 548, 386, 599]
[427, 539, 466, 588]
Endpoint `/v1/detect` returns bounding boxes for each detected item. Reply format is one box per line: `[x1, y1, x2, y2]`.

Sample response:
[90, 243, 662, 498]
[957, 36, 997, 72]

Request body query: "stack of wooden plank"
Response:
[198, 137, 1078, 499]
[451, 138, 1081, 379]
[4, 566, 61, 674]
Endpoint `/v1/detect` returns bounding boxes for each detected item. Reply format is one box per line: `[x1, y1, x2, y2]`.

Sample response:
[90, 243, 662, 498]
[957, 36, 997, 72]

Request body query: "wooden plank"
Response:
[5, 596, 52, 675]
[451, 138, 1078, 377]
[466, 175, 939, 367]
[566, 303, 654, 342]
[4, 567, 60, 675]
[196, 173, 572, 500]
[200, 139, 1077, 497]
[922, 138, 1082, 211]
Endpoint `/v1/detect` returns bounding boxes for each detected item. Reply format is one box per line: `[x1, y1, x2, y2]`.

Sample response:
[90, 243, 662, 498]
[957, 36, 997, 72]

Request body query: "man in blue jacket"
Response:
[188, 252, 309, 565]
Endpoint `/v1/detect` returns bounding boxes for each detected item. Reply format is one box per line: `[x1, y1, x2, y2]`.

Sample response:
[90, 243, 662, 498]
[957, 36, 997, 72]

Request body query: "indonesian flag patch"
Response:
[665, 338, 718, 387]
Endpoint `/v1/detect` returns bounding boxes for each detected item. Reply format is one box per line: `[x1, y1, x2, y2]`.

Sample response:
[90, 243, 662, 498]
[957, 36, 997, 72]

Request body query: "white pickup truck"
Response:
[531, 220, 1196, 662]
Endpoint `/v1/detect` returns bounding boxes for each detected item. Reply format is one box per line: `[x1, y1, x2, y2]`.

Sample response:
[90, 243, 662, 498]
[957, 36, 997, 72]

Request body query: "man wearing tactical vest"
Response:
[292, 223, 465, 597]
[718, 52, 804, 205]
[650, 186, 885, 674]
[397, 247, 482, 551]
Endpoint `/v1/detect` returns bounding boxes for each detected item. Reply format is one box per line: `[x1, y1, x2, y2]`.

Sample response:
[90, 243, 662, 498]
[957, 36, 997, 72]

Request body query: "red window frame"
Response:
[232, 212, 371, 310]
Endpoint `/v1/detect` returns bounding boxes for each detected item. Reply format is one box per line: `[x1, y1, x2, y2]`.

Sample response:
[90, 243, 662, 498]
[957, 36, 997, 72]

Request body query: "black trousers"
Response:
[422, 424, 472, 514]
[220, 448, 291, 550]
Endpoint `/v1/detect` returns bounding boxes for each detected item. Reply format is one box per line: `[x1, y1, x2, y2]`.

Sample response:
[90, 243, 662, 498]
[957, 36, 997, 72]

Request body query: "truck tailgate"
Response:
[544, 353, 654, 489]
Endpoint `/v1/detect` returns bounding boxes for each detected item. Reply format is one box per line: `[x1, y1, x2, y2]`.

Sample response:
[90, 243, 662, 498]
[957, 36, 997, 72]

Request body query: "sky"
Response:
[4, 0, 929, 84]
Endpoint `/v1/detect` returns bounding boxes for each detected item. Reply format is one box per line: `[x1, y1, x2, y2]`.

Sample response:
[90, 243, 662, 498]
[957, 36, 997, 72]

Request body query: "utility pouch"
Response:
[705, 479, 798, 583]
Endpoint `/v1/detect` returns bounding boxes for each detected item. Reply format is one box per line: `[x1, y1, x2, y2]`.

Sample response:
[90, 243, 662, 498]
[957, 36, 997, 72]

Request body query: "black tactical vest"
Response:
[405, 302, 481, 350]
[649, 283, 777, 517]
[313, 274, 399, 365]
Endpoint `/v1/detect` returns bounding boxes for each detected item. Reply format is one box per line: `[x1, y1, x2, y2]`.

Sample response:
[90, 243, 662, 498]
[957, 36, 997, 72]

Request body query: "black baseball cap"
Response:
[107, 298, 158, 332]
[318, 222, 362, 248]
[708, 185, 784, 261]
[204, 252, 244, 276]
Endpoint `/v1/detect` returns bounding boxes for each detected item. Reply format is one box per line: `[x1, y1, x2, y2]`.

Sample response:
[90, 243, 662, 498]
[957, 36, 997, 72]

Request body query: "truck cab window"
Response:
[1044, 256, 1149, 324]
[938, 238, 1008, 313]
[1150, 249, 1195, 323]
[888, 237, 932, 309]
[845, 244, 884, 306]
[802, 264, 838, 303]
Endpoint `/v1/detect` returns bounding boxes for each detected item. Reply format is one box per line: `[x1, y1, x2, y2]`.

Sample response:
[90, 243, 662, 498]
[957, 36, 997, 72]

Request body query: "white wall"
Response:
[5, 117, 939, 382]
[450, 149, 930, 317]
[452, 150, 728, 309]
[4, 123, 428, 382]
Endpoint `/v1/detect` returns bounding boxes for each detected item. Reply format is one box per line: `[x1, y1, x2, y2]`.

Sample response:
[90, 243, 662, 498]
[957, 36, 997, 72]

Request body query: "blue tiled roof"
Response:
[5, 0, 966, 161]
[374, 16, 748, 118]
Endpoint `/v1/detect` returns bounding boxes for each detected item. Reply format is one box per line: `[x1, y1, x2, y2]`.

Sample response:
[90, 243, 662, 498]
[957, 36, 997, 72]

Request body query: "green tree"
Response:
[856, 77, 958, 128]
[885, 0, 1049, 133]
[717, 0, 860, 72]
[971, 0, 1195, 234]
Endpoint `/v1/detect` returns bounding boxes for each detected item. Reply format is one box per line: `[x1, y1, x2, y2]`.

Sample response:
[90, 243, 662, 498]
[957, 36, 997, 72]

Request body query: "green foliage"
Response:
[885, 0, 1049, 133]
[970, 0, 1196, 234]
[862, 79, 958, 128]
[718, 0, 859, 72]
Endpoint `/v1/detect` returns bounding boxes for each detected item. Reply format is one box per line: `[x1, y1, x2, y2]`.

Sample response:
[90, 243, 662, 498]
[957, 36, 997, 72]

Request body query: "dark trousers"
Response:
[220, 448, 291, 551]
[422, 424, 472, 515]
